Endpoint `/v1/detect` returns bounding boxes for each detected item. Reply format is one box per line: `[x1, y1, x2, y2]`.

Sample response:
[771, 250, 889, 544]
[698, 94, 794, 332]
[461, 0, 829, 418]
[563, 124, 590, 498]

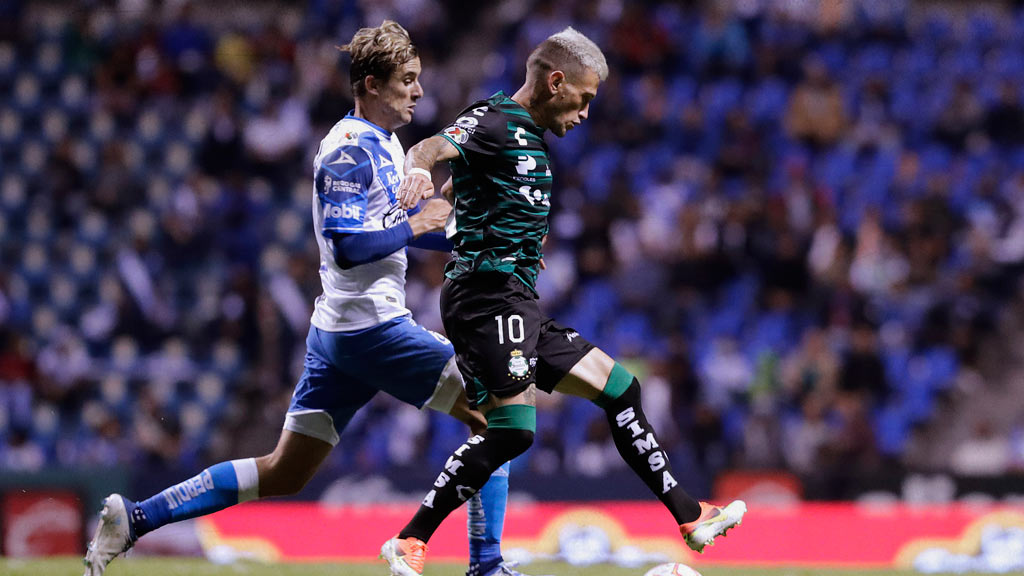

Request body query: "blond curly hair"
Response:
[340, 20, 418, 96]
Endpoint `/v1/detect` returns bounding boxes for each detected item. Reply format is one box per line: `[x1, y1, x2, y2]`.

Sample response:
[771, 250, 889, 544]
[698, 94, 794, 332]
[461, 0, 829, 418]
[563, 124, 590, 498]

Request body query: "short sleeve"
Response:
[316, 145, 373, 236]
[439, 102, 506, 160]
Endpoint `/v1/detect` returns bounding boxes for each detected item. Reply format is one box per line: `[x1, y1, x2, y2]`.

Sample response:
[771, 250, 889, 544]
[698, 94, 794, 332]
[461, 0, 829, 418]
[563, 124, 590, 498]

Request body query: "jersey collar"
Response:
[344, 111, 392, 138]
[494, 91, 544, 136]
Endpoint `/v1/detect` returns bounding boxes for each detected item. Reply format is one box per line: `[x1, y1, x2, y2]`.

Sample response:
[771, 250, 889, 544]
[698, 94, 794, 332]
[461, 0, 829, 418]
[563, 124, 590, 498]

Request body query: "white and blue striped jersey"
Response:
[310, 115, 411, 332]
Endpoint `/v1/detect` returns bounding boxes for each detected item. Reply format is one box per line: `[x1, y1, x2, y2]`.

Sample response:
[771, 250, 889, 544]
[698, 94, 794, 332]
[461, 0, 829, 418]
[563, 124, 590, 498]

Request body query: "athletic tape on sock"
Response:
[594, 362, 634, 408]
[231, 458, 259, 503]
[485, 404, 536, 432]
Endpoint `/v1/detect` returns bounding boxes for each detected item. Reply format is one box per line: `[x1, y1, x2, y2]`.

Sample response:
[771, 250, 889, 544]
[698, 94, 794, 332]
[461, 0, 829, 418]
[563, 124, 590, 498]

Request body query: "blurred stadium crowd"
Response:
[3, 0, 1024, 498]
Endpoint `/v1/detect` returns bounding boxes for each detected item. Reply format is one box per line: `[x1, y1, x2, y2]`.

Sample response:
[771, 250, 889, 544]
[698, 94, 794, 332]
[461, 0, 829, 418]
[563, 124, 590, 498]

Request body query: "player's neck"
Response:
[353, 100, 395, 133]
[511, 85, 546, 132]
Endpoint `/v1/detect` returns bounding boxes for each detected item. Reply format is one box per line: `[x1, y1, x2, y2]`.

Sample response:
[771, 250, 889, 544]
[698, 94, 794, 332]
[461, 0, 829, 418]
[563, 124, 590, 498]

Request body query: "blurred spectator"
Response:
[692, 5, 750, 79]
[310, 69, 354, 129]
[784, 56, 848, 149]
[781, 328, 839, 405]
[984, 80, 1024, 147]
[199, 86, 245, 178]
[950, 419, 1011, 476]
[839, 323, 888, 405]
[243, 95, 310, 192]
[783, 393, 831, 475]
[933, 79, 984, 152]
[1, 426, 45, 472]
[700, 338, 753, 410]
[815, 393, 880, 497]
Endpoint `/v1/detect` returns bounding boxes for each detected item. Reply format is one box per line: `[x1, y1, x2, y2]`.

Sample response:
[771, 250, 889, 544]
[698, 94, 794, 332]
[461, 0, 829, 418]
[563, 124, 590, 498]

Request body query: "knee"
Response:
[487, 427, 534, 460]
[595, 362, 641, 410]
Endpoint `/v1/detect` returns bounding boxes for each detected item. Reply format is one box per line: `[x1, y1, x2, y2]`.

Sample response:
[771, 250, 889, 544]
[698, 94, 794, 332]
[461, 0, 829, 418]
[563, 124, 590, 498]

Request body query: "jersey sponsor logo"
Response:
[444, 125, 470, 144]
[514, 126, 528, 146]
[508, 349, 530, 379]
[615, 406, 678, 494]
[518, 185, 550, 207]
[323, 173, 361, 196]
[455, 116, 479, 130]
[515, 154, 537, 175]
[162, 470, 216, 510]
[382, 203, 409, 229]
[323, 203, 364, 221]
[566, 331, 579, 342]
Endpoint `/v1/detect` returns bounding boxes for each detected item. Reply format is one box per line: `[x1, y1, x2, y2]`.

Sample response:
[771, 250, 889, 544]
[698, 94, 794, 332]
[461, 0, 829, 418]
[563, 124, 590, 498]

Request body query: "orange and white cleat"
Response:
[380, 535, 430, 576]
[679, 500, 746, 553]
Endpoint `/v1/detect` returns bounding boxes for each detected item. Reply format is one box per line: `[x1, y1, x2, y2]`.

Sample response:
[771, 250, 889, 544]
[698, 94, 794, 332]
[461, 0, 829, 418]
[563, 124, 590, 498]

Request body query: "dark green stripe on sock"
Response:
[594, 362, 634, 409]
[486, 404, 536, 431]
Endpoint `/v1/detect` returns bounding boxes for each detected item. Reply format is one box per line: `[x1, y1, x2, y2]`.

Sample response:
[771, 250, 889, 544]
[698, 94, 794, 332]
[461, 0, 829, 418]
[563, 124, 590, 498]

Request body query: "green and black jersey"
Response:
[439, 92, 552, 292]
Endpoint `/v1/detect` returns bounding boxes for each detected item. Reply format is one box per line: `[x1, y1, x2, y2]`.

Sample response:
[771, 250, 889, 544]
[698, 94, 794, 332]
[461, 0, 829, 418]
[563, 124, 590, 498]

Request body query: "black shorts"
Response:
[440, 272, 595, 407]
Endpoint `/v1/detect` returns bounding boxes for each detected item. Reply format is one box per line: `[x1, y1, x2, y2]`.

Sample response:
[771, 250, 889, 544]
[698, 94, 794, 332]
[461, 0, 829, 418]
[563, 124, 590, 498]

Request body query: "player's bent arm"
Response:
[331, 225, 414, 269]
[408, 232, 453, 252]
[331, 197, 451, 268]
[399, 136, 461, 209]
[440, 175, 454, 205]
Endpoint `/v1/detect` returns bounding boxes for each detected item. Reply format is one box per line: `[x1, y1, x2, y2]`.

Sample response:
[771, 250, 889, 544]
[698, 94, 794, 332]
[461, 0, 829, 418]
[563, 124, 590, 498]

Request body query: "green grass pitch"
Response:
[0, 558, 964, 576]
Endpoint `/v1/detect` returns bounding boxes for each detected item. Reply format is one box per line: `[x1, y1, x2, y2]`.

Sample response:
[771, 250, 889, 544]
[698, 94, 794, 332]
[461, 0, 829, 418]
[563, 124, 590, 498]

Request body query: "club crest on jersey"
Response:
[508, 349, 530, 380]
[444, 126, 470, 144]
[336, 150, 357, 165]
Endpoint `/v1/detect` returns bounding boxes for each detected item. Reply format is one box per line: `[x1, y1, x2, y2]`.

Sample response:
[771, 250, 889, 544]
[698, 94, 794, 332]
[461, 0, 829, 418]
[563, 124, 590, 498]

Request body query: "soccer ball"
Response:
[642, 562, 702, 576]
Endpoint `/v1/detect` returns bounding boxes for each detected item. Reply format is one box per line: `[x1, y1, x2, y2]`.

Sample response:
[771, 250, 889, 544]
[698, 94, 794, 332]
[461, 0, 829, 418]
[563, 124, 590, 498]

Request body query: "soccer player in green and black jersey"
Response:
[380, 27, 747, 576]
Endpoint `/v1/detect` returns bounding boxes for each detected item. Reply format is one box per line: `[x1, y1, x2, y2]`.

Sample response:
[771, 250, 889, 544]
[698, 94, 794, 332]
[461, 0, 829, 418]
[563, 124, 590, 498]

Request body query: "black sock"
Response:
[603, 380, 702, 524]
[399, 428, 533, 543]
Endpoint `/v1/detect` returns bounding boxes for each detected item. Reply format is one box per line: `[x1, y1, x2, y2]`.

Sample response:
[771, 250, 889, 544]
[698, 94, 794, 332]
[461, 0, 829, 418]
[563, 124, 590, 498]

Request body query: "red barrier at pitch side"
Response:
[196, 501, 1024, 568]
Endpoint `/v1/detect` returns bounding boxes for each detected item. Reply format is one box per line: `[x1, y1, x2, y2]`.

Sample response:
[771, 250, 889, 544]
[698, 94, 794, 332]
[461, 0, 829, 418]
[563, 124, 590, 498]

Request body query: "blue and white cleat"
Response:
[679, 500, 746, 553]
[83, 494, 137, 576]
[470, 559, 552, 576]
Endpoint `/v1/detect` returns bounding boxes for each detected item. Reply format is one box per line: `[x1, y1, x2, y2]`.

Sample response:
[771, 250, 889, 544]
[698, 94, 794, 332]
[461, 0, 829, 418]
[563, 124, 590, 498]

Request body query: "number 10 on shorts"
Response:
[495, 315, 525, 344]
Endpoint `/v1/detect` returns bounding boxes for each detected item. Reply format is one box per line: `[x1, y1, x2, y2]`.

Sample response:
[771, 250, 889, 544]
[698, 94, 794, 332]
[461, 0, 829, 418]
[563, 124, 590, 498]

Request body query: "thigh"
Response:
[441, 274, 542, 407]
[550, 347, 616, 400]
[286, 327, 378, 446]
[352, 316, 458, 408]
[535, 318, 598, 393]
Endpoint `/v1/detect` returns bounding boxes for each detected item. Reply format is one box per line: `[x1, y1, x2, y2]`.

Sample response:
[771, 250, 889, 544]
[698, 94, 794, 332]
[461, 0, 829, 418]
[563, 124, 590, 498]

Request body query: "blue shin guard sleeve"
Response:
[468, 461, 510, 566]
[135, 458, 258, 537]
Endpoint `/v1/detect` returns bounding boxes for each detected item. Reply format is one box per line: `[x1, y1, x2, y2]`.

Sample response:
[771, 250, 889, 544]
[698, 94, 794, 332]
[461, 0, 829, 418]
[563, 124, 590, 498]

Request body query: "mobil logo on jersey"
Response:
[323, 202, 364, 222]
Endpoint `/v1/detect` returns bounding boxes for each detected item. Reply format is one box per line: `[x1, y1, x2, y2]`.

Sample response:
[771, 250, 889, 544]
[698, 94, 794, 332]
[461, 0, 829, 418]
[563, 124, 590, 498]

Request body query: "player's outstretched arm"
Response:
[398, 135, 461, 209]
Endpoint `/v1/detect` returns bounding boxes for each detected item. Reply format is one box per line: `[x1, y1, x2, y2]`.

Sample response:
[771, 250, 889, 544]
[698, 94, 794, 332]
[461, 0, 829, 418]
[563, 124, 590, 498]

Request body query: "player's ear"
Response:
[547, 70, 565, 96]
[364, 75, 381, 96]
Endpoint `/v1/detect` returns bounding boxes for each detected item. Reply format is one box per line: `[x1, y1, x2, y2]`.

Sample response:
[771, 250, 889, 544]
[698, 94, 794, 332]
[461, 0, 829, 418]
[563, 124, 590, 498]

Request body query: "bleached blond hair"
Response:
[340, 20, 418, 96]
[527, 27, 608, 83]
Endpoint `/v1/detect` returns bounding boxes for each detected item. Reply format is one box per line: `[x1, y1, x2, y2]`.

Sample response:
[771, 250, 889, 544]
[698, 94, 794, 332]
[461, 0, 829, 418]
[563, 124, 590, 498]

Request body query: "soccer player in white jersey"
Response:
[85, 21, 526, 576]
